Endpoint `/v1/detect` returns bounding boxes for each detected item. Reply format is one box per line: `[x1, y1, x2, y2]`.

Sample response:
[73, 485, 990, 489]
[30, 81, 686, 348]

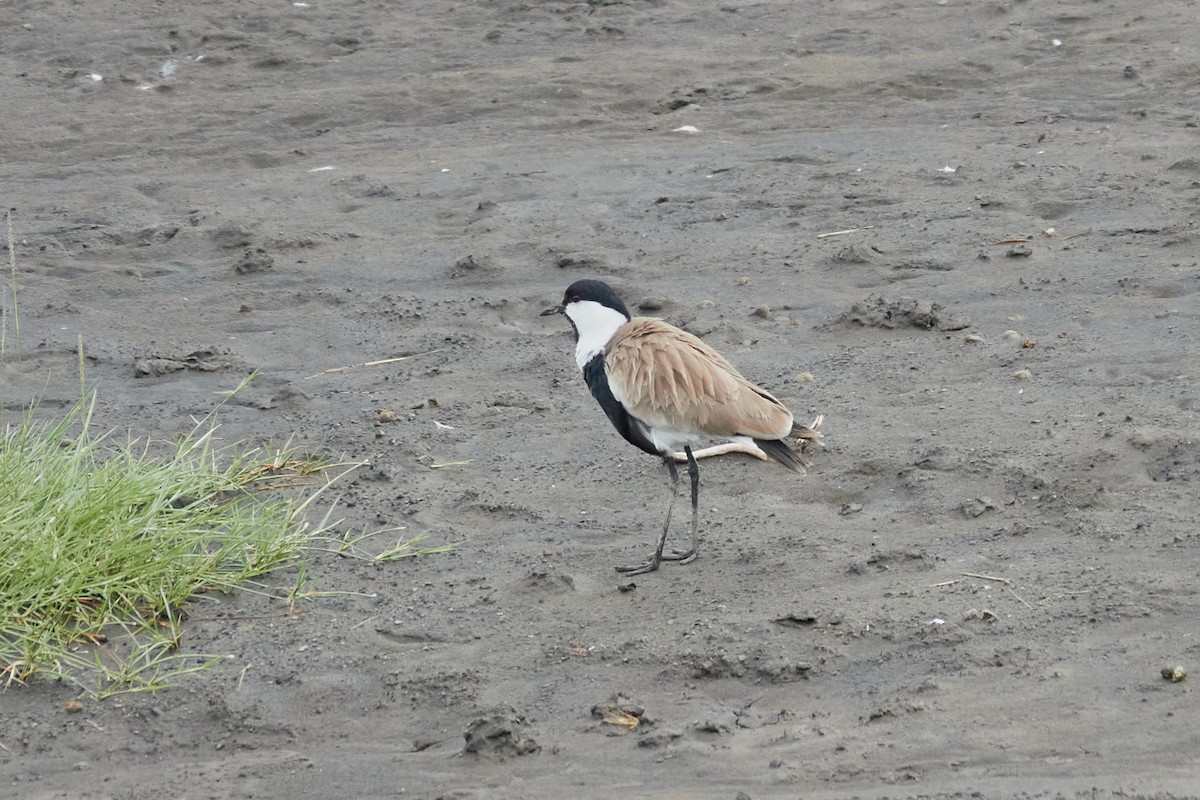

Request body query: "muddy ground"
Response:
[2, 0, 1199, 797]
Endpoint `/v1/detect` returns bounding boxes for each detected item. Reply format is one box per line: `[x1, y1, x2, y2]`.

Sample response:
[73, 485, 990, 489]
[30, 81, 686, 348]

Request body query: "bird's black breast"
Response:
[582, 352, 661, 457]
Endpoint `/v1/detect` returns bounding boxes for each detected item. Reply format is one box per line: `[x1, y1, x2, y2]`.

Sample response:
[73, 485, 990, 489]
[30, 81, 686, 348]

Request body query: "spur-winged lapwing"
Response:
[541, 279, 822, 575]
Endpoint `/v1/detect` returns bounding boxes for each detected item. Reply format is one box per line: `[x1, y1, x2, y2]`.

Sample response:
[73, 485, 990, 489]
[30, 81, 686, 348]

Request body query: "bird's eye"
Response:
[570, 294, 581, 303]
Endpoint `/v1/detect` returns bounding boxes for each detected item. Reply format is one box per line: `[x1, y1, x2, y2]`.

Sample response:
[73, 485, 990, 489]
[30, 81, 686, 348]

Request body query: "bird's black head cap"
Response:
[560, 279, 630, 319]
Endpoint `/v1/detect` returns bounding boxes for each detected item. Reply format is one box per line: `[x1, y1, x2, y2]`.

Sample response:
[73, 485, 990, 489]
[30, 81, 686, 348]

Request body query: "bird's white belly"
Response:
[634, 416, 753, 456]
[642, 422, 703, 454]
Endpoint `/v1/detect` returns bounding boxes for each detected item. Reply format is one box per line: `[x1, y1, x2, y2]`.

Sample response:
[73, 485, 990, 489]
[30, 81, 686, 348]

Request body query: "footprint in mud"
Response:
[506, 570, 576, 598]
[1127, 428, 1199, 483]
[234, 247, 275, 274]
[840, 295, 972, 332]
[133, 348, 241, 378]
[461, 709, 540, 758]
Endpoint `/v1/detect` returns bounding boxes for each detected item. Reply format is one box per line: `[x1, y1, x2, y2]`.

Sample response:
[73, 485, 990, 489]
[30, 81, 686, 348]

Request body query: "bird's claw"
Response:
[615, 558, 660, 575]
[661, 548, 696, 564]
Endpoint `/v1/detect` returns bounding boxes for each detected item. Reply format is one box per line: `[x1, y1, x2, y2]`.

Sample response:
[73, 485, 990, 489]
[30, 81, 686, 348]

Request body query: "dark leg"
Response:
[662, 445, 699, 563]
[616, 455, 679, 575]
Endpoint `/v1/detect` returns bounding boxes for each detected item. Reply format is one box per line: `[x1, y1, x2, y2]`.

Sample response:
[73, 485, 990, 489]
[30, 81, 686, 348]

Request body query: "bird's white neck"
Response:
[566, 299, 628, 370]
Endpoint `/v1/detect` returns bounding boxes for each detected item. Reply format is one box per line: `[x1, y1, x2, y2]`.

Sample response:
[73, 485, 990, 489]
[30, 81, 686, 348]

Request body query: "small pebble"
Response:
[65, 699, 84, 714]
[1013, 369, 1033, 380]
[1020, 337, 1037, 349]
[1002, 330, 1020, 340]
[795, 371, 814, 383]
[1161, 665, 1187, 683]
[751, 305, 771, 320]
[964, 334, 983, 344]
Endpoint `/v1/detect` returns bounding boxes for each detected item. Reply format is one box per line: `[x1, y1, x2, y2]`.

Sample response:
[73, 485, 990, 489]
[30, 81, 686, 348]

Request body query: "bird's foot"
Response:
[614, 548, 696, 573]
[661, 548, 697, 564]
[615, 556, 660, 575]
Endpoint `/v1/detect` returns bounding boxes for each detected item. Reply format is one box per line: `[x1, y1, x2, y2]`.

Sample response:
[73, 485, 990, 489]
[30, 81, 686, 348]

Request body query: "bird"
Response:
[541, 278, 822, 575]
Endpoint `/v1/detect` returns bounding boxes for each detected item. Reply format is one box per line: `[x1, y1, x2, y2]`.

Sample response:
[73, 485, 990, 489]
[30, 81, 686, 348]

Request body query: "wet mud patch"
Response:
[4, 0, 1200, 797]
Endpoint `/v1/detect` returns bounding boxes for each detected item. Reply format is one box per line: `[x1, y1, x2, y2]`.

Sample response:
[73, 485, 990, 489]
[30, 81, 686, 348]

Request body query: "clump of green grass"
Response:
[0, 381, 452, 697]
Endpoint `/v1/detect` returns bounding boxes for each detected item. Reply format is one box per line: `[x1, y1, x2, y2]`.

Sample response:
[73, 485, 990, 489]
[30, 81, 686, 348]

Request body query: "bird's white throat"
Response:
[566, 299, 628, 370]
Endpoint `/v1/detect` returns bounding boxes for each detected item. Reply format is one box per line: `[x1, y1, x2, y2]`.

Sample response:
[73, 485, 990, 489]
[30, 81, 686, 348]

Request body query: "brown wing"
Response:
[605, 317, 794, 440]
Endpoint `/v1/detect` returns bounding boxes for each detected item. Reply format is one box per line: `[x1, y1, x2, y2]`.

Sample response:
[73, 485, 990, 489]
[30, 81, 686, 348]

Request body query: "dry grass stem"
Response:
[305, 348, 446, 379]
[815, 226, 875, 239]
[1007, 586, 1033, 609]
[962, 572, 1013, 585]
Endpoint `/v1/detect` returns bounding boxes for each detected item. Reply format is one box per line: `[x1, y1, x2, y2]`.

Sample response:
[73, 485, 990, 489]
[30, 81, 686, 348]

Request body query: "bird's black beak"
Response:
[540, 304, 565, 317]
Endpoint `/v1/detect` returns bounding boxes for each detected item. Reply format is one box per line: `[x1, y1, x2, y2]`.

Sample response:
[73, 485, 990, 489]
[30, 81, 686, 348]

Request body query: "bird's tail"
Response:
[755, 437, 810, 472]
[756, 414, 826, 473]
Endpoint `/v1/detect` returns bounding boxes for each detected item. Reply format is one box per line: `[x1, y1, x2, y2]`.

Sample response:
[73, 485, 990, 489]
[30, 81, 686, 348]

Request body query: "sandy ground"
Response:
[3, 0, 1199, 797]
